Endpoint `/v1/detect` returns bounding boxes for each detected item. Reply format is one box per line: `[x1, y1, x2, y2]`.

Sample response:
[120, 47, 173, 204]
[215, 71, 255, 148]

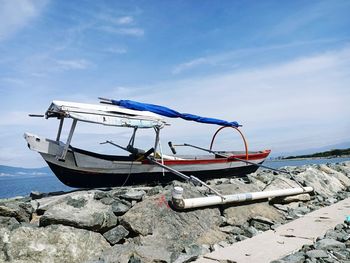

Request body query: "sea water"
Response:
[0, 157, 349, 199]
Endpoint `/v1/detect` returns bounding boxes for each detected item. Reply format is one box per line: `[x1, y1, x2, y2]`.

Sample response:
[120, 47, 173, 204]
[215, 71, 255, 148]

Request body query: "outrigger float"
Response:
[25, 98, 313, 209]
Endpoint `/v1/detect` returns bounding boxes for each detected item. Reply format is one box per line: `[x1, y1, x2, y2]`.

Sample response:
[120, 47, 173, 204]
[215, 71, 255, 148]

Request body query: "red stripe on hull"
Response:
[143, 150, 271, 166]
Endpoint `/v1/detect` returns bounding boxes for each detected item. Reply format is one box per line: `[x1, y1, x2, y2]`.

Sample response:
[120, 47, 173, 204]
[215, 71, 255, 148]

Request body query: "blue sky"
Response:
[1, 0, 350, 167]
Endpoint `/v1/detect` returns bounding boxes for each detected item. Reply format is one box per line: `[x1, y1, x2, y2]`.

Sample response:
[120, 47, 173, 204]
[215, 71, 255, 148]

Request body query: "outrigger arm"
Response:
[147, 157, 225, 198]
[174, 143, 306, 190]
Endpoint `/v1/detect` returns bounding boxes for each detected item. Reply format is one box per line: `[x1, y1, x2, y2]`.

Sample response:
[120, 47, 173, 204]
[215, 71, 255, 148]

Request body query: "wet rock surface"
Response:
[0, 161, 349, 262]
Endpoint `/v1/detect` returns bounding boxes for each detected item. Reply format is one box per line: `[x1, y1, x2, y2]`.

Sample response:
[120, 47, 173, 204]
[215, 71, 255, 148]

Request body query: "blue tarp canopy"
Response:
[111, 99, 241, 127]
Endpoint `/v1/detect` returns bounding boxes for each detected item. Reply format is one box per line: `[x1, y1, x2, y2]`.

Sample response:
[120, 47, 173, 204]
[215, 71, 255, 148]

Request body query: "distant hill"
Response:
[284, 148, 350, 159]
[271, 141, 350, 158]
[0, 165, 51, 177]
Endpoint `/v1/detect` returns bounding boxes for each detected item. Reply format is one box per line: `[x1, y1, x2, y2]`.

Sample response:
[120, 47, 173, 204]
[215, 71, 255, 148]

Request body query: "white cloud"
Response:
[0, 0, 48, 41]
[97, 14, 134, 25]
[172, 57, 210, 74]
[115, 16, 134, 25]
[171, 39, 344, 75]
[99, 26, 144, 37]
[115, 47, 350, 154]
[1, 77, 25, 86]
[104, 47, 127, 54]
[55, 59, 91, 70]
[269, 1, 350, 37]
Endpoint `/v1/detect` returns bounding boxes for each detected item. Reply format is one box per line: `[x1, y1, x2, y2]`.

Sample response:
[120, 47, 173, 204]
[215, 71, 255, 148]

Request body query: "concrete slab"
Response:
[196, 198, 350, 263]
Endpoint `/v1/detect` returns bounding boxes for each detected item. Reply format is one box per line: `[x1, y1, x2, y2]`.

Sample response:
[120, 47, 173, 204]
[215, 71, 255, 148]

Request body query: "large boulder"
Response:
[0, 199, 33, 223]
[217, 182, 284, 225]
[93, 243, 173, 263]
[119, 184, 226, 254]
[295, 167, 347, 197]
[1, 225, 110, 263]
[0, 216, 20, 230]
[317, 164, 350, 187]
[103, 225, 129, 245]
[263, 176, 312, 204]
[331, 161, 350, 176]
[39, 191, 118, 232]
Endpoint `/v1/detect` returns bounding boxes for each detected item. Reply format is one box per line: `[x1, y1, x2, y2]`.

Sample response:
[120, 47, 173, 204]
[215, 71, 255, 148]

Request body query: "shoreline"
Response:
[268, 156, 350, 162]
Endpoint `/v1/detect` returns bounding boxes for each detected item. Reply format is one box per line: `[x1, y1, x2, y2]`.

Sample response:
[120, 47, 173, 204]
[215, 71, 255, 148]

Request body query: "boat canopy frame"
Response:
[54, 119, 162, 162]
[30, 99, 248, 162]
[45, 100, 167, 129]
[29, 100, 166, 161]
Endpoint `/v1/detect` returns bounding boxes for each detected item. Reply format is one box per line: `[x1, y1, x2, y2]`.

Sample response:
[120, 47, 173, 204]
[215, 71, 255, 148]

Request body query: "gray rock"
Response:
[94, 191, 111, 200]
[236, 234, 248, 241]
[316, 195, 324, 202]
[0, 227, 11, 262]
[273, 204, 289, 212]
[100, 197, 116, 205]
[173, 253, 198, 263]
[173, 243, 208, 263]
[120, 186, 225, 253]
[332, 249, 349, 260]
[250, 215, 275, 225]
[293, 206, 311, 216]
[103, 225, 129, 245]
[315, 238, 346, 250]
[306, 249, 328, 258]
[0, 200, 33, 222]
[147, 185, 164, 196]
[95, 243, 172, 263]
[40, 192, 118, 232]
[219, 225, 244, 235]
[294, 167, 346, 198]
[250, 216, 274, 231]
[35, 192, 84, 214]
[0, 216, 20, 230]
[185, 243, 206, 256]
[250, 220, 271, 231]
[242, 226, 259, 238]
[326, 197, 338, 204]
[217, 183, 283, 226]
[111, 198, 131, 216]
[2, 225, 109, 262]
[325, 229, 349, 241]
[128, 255, 142, 263]
[30, 191, 45, 200]
[66, 196, 87, 208]
[120, 190, 146, 201]
[280, 251, 305, 263]
[273, 193, 311, 204]
[334, 223, 345, 231]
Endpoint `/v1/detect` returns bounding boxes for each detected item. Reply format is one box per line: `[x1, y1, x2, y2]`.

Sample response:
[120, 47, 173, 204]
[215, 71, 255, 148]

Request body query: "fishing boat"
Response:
[24, 98, 271, 188]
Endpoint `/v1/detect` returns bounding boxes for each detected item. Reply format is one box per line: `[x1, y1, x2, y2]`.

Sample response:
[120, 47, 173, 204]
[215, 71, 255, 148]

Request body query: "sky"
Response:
[0, 0, 350, 168]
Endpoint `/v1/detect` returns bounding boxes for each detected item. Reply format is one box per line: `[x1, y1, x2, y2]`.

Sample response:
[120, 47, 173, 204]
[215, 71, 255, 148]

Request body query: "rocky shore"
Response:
[0, 162, 350, 263]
